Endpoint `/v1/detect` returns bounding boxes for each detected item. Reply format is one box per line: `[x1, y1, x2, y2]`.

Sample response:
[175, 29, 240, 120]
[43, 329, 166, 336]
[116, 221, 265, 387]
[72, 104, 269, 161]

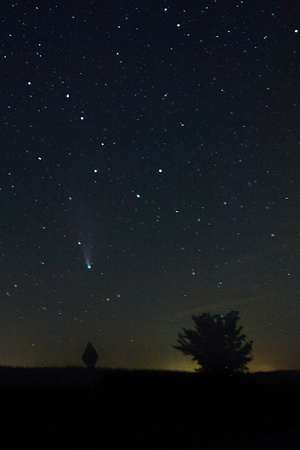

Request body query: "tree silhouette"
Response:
[173, 310, 253, 374]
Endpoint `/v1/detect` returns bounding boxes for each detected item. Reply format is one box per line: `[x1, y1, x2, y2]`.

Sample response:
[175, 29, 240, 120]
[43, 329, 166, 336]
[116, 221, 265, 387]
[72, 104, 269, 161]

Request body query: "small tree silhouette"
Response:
[173, 310, 253, 374]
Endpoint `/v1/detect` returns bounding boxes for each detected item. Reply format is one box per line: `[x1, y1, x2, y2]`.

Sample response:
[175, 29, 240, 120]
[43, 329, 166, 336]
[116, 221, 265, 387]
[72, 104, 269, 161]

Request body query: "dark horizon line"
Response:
[0, 365, 299, 374]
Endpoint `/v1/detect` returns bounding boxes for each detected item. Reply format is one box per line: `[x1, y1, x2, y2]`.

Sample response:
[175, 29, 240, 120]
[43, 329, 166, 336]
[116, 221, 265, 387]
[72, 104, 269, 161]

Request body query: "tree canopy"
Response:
[173, 310, 253, 374]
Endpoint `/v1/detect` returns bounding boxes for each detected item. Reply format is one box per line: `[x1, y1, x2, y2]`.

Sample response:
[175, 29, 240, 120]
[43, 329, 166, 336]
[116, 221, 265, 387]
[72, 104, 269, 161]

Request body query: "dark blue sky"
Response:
[0, 0, 298, 371]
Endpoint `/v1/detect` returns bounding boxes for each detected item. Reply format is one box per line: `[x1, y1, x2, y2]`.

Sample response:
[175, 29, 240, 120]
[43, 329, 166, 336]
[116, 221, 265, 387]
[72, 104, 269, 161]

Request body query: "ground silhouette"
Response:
[0, 367, 299, 449]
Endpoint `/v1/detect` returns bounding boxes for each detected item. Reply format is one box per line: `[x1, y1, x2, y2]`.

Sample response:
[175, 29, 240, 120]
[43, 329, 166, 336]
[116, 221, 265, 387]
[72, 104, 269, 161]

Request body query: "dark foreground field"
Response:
[0, 367, 299, 449]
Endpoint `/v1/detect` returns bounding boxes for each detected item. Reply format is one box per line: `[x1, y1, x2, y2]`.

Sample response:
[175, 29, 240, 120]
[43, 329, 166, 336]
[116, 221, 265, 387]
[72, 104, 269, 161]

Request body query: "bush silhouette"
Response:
[173, 310, 253, 374]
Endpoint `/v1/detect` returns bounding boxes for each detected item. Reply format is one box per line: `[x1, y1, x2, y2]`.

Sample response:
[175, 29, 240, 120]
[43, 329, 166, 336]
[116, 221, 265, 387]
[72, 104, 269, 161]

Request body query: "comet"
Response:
[83, 248, 93, 270]
[85, 255, 93, 270]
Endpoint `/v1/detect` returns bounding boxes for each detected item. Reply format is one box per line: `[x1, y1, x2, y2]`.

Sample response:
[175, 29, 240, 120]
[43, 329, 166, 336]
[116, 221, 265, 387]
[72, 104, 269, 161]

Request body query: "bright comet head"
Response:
[87, 263, 92, 270]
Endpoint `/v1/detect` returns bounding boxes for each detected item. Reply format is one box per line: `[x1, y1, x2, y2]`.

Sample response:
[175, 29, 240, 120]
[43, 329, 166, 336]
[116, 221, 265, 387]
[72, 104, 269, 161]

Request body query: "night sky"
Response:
[1, 1, 299, 372]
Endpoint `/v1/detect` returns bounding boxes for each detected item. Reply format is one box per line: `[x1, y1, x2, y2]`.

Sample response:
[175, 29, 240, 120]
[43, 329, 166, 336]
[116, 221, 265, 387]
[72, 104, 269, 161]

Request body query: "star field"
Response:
[0, 1, 299, 371]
